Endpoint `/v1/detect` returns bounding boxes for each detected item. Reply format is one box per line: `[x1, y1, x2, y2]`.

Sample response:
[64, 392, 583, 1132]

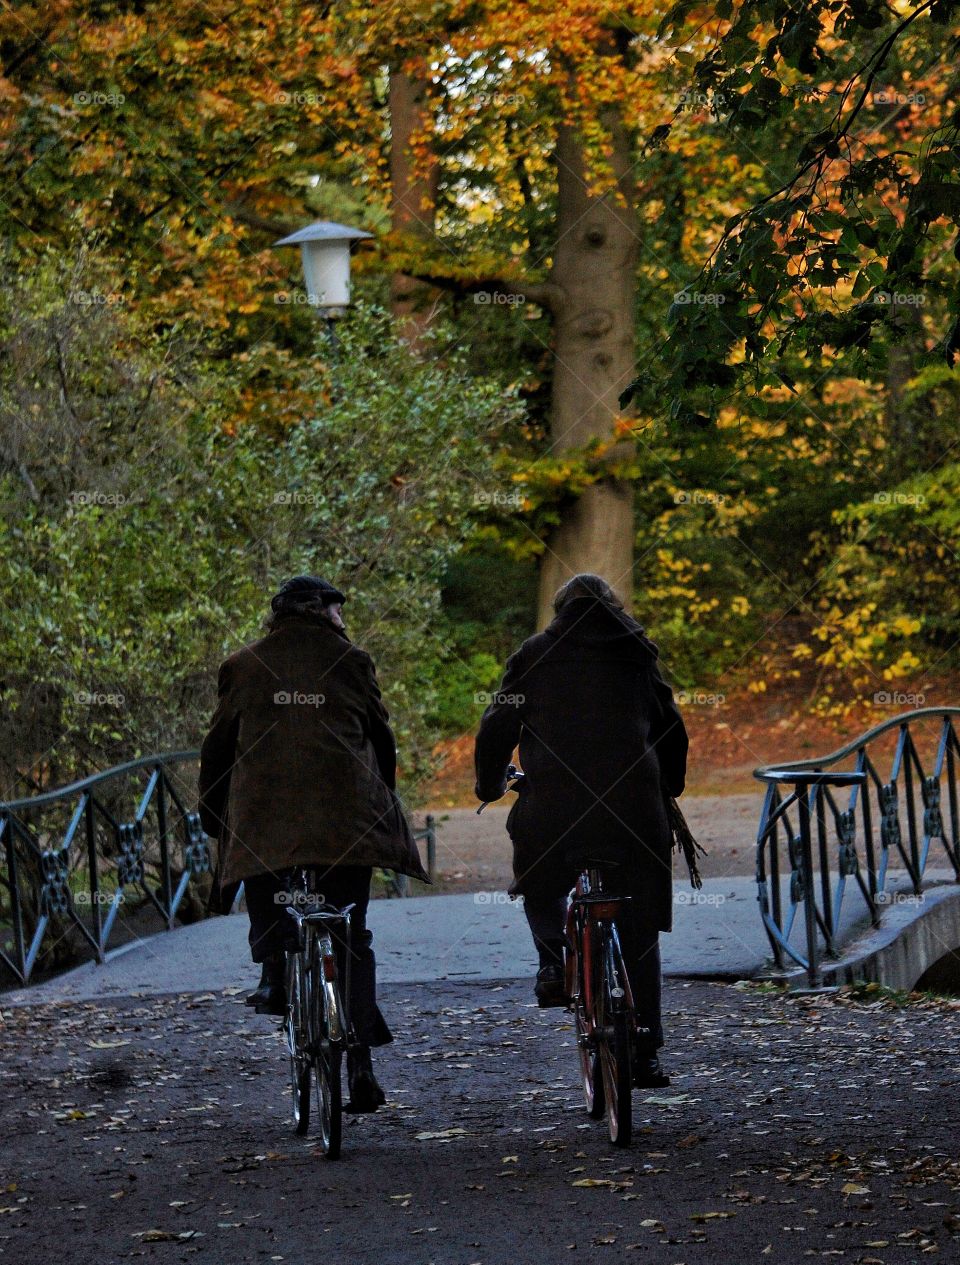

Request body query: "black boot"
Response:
[534, 963, 567, 1008]
[633, 1053, 670, 1089]
[346, 1044, 386, 1113]
[247, 956, 286, 1016]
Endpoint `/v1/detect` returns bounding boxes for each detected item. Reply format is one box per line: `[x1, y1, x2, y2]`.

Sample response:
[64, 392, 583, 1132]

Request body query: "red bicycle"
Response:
[480, 765, 649, 1147]
[564, 863, 640, 1146]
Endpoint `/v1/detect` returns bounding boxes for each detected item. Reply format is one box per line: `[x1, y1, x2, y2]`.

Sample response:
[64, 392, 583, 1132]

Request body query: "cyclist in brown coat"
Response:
[474, 573, 688, 1087]
[199, 575, 427, 1111]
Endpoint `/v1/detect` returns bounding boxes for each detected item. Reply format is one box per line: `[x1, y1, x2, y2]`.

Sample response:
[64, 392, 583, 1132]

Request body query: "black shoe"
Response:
[534, 964, 566, 1008]
[633, 1054, 670, 1089]
[247, 957, 287, 1016]
[346, 1045, 386, 1113]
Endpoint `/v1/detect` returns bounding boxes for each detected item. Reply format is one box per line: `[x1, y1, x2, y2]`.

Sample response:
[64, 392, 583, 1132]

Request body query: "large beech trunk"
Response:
[388, 68, 438, 348]
[536, 113, 638, 627]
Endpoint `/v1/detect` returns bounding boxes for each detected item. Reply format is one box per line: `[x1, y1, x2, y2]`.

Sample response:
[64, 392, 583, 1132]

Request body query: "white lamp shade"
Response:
[301, 239, 351, 310]
[274, 221, 373, 313]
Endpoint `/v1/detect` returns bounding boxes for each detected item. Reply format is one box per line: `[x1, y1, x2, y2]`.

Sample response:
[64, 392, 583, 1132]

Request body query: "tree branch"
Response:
[409, 271, 563, 314]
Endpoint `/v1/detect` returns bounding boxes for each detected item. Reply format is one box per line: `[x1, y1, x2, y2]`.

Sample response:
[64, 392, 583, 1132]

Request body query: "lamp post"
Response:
[274, 219, 372, 351]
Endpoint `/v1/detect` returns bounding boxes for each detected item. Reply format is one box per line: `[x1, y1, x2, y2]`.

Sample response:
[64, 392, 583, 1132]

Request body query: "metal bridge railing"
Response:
[754, 707, 960, 987]
[0, 752, 209, 986]
[1, 752, 438, 987]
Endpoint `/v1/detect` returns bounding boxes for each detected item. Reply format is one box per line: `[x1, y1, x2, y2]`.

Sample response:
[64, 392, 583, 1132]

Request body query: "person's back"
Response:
[474, 573, 688, 1086]
[204, 611, 415, 880]
[198, 575, 427, 1111]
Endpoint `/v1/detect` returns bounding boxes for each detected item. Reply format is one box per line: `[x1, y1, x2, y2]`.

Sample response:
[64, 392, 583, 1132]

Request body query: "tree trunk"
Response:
[536, 109, 638, 627]
[388, 67, 438, 350]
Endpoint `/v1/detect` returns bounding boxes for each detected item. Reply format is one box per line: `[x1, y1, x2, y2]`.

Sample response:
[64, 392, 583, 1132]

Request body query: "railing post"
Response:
[1, 815, 27, 985]
[85, 794, 105, 961]
[815, 781, 835, 951]
[796, 779, 820, 988]
[425, 813, 436, 881]
[156, 767, 173, 925]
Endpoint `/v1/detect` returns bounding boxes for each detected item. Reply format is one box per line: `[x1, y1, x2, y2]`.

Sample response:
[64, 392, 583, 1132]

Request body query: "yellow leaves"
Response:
[891, 615, 921, 637]
[882, 651, 922, 681]
[730, 595, 750, 616]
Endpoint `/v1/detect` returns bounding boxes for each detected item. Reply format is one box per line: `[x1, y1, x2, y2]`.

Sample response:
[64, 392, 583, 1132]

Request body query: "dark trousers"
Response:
[524, 887, 664, 1050]
[244, 865, 392, 1048]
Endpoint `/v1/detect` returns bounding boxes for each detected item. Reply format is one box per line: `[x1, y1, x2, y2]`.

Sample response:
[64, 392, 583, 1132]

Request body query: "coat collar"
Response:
[269, 613, 351, 643]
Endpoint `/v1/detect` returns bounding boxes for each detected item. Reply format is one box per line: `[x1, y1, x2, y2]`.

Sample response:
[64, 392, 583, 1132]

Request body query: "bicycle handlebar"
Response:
[477, 763, 525, 815]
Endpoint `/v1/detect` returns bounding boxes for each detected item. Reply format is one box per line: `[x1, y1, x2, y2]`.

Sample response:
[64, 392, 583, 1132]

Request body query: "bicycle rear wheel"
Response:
[312, 942, 344, 1160]
[598, 931, 633, 1147]
[572, 931, 605, 1119]
[285, 952, 311, 1136]
[316, 1040, 343, 1159]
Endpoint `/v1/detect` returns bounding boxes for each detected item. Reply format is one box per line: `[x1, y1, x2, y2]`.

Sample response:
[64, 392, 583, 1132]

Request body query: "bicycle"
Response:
[282, 867, 356, 1159]
[479, 765, 646, 1147]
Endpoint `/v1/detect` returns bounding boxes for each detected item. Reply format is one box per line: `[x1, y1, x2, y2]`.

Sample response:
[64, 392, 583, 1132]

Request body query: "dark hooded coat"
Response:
[198, 614, 428, 902]
[474, 597, 688, 931]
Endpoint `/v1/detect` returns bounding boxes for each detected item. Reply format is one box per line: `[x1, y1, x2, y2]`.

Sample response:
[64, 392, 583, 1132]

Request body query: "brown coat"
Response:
[198, 614, 428, 894]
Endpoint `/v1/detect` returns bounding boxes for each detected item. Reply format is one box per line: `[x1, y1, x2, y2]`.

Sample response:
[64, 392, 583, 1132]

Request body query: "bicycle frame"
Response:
[565, 867, 636, 1038]
[284, 869, 357, 1052]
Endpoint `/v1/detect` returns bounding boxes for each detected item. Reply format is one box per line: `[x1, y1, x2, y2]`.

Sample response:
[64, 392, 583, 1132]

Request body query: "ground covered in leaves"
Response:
[1, 979, 959, 1264]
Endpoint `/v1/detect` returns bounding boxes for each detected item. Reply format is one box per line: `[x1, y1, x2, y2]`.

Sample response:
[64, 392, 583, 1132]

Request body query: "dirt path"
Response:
[3, 980, 959, 1263]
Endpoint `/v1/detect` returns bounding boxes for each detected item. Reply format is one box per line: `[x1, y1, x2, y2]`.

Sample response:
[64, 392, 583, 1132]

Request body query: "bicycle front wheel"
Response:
[598, 932, 633, 1147]
[285, 952, 311, 1136]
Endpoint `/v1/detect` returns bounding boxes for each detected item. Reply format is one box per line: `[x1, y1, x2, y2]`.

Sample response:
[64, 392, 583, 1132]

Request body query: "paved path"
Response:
[3, 978, 960, 1264]
[6, 872, 936, 1006]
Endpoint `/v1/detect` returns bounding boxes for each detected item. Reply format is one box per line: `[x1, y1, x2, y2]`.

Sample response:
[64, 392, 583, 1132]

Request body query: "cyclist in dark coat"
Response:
[199, 575, 427, 1112]
[474, 573, 688, 1085]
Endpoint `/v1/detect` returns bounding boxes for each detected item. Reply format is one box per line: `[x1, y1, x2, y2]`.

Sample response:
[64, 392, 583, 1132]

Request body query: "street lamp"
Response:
[273, 219, 373, 315]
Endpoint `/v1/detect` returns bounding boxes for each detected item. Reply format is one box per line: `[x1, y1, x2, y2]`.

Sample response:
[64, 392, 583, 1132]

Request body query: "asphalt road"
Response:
[2, 978, 959, 1264]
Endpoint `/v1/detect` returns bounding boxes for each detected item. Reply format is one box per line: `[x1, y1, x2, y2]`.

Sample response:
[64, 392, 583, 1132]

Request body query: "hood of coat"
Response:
[545, 595, 659, 661]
